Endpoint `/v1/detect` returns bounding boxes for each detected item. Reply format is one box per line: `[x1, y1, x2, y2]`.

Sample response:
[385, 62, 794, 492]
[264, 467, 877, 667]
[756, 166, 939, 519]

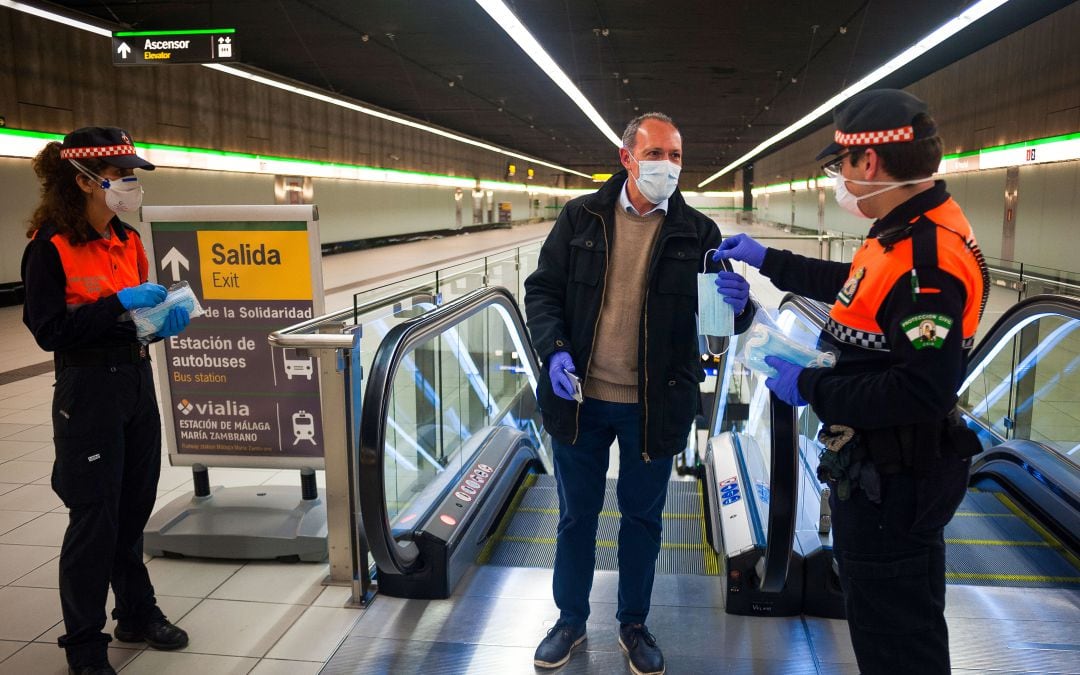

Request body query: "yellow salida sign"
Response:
[197, 230, 312, 300]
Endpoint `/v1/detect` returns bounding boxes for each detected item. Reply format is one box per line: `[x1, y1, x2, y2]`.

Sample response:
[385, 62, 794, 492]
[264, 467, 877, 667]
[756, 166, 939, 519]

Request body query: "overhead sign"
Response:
[112, 28, 238, 66]
[142, 205, 325, 470]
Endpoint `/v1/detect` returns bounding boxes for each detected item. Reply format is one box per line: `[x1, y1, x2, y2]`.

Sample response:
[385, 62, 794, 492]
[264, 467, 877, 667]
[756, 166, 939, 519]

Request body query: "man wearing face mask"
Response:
[21, 127, 191, 675]
[525, 113, 754, 675]
[715, 89, 988, 674]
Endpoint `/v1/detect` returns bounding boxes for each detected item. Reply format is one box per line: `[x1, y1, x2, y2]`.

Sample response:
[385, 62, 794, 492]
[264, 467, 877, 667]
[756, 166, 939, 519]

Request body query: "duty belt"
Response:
[55, 343, 150, 369]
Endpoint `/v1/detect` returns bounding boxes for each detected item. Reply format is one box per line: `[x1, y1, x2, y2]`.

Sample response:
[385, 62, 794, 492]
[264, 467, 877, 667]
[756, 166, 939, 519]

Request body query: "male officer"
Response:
[716, 89, 988, 674]
[525, 112, 754, 675]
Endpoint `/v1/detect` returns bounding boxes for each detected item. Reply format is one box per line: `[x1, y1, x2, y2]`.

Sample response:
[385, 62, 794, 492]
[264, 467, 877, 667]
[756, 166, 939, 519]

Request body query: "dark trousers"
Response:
[830, 451, 969, 675]
[551, 398, 674, 628]
[51, 362, 165, 667]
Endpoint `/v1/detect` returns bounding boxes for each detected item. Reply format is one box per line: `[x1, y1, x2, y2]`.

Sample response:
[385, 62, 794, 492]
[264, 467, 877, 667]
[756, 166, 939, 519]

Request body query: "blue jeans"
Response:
[551, 398, 674, 628]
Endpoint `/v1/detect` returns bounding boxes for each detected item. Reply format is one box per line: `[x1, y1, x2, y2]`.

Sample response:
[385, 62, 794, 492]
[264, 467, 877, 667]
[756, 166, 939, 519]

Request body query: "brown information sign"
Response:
[143, 206, 324, 469]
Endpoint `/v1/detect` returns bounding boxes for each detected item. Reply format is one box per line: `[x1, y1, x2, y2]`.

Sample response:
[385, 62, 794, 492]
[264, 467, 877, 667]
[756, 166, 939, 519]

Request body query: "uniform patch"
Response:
[837, 266, 865, 306]
[901, 313, 953, 350]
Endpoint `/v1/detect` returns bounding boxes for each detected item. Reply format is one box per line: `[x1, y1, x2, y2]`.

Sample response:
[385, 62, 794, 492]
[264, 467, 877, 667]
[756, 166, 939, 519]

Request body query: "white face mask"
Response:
[825, 161, 930, 218]
[72, 161, 145, 213]
[626, 150, 681, 204]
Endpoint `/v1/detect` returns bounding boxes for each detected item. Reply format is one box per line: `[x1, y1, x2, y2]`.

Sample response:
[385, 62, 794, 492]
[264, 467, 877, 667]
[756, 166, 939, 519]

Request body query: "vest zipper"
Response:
[572, 206, 611, 445]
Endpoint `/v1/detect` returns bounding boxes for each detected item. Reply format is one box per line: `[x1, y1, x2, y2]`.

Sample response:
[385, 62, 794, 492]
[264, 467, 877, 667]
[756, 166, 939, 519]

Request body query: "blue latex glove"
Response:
[714, 271, 749, 315]
[156, 306, 190, 338]
[117, 283, 167, 310]
[764, 356, 808, 406]
[548, 351, 577, 401]
[713, 233, 766, 269]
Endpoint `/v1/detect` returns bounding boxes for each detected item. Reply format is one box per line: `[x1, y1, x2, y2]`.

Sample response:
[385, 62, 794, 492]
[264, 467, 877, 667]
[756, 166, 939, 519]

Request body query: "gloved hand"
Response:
[156, 306, 190, 338]
[117, 283, 167, 310]
[714, 271, 749, 315]
[764, 355, 807, 407]
[713, 233, 766, 269]
[548, 351, 578, 401]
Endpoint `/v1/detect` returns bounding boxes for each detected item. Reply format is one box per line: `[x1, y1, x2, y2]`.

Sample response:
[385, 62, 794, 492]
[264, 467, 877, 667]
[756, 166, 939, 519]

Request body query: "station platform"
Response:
[0, 214, 1077, 675]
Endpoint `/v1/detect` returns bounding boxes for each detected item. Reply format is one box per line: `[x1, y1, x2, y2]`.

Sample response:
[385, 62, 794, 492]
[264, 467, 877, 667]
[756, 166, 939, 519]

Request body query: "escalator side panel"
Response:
[377, 429, 539, 599]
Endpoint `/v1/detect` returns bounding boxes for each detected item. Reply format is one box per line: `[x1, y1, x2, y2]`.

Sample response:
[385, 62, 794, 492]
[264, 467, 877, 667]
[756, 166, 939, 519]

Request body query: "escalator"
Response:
[776, 293, 1080, 619]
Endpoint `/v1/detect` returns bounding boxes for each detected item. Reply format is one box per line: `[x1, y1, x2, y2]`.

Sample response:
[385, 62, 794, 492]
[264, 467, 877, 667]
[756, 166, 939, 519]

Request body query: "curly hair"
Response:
[28, 142, 108, 244]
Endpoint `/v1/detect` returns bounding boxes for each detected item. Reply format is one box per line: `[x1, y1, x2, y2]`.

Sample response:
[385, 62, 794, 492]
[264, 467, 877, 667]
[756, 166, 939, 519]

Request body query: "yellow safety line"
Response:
[477, 473, 536, 564]
[992, 492, 1080, 572]
[946, 572, 1080, 583]
[516, 506, 700, 519]
[945, 538, 1054, 547]
[499, 535, 710, 551]
[697, 480, 721, 576]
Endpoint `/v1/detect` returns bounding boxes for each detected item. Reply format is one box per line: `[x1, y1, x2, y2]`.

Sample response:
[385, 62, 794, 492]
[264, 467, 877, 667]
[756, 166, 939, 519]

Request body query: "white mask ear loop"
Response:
[701, 248, 729, 359]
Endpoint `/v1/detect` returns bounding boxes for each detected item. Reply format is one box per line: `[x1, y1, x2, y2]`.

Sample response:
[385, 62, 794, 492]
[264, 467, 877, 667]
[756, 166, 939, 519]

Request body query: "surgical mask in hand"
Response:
[740, 322, 836, 378]
[627, 150, 680, 204]
[129, 281, 206, 339]
[697, 249, 733, 338]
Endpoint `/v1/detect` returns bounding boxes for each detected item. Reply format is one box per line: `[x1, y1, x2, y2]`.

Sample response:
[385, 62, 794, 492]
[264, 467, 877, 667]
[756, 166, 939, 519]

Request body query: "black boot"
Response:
[619, 623, 664, 675]
[114, 618, 189, 650]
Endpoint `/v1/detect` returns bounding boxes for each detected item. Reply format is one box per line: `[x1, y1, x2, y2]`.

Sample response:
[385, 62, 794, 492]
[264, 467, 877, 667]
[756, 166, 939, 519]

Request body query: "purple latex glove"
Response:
[712, 233, 766, 268]
[548, 351, 577, 401]
[764, 355, 808, 407]
[714, 271, 749, 315]
[157, 306, 190, 338]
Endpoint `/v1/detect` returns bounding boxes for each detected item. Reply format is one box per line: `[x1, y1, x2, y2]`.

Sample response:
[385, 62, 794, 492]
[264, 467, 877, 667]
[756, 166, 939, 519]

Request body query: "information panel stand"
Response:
[139, 205, 328, 561]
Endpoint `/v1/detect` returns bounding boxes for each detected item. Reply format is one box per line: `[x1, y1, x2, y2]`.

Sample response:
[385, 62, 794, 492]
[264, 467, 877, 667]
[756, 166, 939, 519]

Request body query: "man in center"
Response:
[524, 112, 754, 675]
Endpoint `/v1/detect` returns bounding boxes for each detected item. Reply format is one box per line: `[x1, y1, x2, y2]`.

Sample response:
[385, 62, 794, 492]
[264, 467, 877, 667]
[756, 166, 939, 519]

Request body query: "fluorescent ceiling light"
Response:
[475, 0, 622, 148]
[1, 0, 590, 180]
[698, 0, 1013, 187]
[0, 0, 110, 36]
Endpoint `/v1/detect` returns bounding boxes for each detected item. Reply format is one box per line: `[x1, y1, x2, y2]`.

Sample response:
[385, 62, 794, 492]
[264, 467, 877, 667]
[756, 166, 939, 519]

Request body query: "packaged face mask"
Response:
[739, 319, 836, 379]
[698, 249, 734, 338]
[129, 280, 206, 339]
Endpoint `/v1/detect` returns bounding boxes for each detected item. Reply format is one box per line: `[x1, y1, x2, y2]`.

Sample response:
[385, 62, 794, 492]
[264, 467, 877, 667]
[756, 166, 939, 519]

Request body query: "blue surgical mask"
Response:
[626, 150, 680, 204]
[743, 324, 837, 378]
[698, 249, 734, 339]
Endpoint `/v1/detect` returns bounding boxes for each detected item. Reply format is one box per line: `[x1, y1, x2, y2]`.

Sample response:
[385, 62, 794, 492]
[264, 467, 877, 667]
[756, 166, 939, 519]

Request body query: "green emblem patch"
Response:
[901, 313, 953, 350]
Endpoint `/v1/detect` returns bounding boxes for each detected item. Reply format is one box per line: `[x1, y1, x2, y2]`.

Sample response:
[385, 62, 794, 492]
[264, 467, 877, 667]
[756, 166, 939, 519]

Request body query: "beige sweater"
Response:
[584, 207, 664, 402]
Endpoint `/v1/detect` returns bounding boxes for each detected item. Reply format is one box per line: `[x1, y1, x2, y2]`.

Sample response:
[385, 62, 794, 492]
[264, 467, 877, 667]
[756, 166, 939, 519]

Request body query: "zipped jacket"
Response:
[524, 170, 755, 460]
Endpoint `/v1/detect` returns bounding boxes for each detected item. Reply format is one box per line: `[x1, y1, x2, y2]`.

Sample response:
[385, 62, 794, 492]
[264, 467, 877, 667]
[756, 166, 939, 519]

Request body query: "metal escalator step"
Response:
[486, 477, 719, 576]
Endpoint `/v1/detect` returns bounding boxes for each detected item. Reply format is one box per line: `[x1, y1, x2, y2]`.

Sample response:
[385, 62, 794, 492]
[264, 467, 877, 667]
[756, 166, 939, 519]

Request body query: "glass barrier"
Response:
[380, 302, 548, 535]
[960, 310, 1080, 467]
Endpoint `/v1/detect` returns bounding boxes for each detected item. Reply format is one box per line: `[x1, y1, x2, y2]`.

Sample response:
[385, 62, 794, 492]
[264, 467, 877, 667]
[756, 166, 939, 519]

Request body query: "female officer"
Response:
[21, 127, 191, 675]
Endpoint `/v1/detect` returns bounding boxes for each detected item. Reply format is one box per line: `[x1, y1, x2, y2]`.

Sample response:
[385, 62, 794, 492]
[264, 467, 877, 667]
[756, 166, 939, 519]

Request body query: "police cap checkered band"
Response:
[833, 125, 915, 147]
[815, 89, 934, 160]
[60, 126, 155, 170]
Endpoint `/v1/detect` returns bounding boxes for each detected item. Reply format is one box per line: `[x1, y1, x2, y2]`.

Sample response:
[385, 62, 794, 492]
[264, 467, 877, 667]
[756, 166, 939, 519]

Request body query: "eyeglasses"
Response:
[821, 152, 851, 179]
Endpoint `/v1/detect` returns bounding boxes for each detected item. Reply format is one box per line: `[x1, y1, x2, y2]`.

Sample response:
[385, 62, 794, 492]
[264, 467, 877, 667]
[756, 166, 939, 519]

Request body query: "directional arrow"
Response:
[160, 247, 189, 282]
[117, 42, 131, 59]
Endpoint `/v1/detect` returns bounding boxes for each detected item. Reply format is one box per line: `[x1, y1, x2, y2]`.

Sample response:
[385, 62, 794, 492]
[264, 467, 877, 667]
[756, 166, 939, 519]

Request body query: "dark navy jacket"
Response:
[524, 170, 754, 460]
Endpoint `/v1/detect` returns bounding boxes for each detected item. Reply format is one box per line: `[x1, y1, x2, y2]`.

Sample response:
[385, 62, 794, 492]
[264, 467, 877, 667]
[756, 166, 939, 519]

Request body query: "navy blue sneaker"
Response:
[619, 623, 665, 675]
[534, 621, 586, 669]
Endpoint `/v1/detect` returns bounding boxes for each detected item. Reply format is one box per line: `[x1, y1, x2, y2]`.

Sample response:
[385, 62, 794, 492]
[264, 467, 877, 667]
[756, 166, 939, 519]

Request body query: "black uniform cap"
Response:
[60, 126, 155, 170]
[816, 89, 936, 161]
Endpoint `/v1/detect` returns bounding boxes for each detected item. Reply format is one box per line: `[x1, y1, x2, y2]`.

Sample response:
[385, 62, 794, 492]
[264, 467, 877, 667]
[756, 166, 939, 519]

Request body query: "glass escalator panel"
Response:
[381, 303, 547, 540]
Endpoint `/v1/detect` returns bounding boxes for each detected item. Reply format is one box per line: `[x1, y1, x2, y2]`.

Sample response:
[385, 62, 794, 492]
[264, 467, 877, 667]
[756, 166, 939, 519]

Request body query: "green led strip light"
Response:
[0, 126, 542, 190]
[114, 28, 235, 36]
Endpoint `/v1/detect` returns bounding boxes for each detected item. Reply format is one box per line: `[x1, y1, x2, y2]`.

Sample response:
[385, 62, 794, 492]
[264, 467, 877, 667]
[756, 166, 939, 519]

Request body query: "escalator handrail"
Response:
[357, 286, 541, 576]
[759, 393, 799, 592]
[964, 293, 1080, 368]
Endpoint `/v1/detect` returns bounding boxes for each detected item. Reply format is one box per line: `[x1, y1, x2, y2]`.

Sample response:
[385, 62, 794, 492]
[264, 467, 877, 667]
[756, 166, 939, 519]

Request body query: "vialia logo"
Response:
[176, 398, 250, 417]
